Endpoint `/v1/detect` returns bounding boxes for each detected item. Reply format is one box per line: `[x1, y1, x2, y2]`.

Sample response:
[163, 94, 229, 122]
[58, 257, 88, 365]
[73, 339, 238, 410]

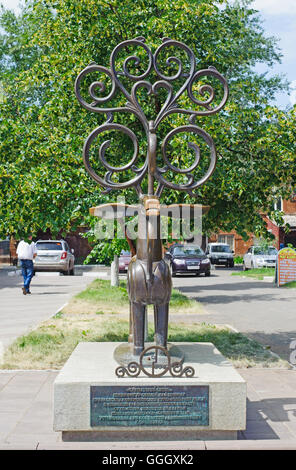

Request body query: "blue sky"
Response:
[1, 0, 295, 108]
[252, 0, 296, 108]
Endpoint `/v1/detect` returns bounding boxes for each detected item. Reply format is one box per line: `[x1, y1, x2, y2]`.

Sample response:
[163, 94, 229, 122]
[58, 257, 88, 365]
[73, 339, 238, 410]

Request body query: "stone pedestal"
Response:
[53, 342, 246, 441]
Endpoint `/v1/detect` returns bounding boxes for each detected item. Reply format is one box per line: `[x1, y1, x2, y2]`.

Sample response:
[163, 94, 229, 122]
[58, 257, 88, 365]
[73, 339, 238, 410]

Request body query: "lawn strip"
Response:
[232, 268, 275, 280]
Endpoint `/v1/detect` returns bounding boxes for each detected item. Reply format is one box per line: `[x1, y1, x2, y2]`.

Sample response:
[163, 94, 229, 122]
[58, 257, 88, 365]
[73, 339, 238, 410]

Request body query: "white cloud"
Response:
[252, 0, 296, 15]
[0, 0, 23, 13]
[290, 80, 296, 106]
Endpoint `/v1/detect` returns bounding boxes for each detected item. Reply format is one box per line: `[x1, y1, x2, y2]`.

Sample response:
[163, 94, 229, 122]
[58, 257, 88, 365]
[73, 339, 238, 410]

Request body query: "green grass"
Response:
[282, 281, 296, 288]
[1, 277, 290, 370]
[62, 278, 202, 315]
[232, 268, 275, 280]
[0, 316, 290, 370]
[75, 279, 129, 304]
[76, 279, 193, 309]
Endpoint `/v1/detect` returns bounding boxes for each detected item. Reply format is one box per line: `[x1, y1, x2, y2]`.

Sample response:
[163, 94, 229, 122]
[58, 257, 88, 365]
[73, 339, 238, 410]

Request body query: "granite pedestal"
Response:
[53, 342, 246, 441]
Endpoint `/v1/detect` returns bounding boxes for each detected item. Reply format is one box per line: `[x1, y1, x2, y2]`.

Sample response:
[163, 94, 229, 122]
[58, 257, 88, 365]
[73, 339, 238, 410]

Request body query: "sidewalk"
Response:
[0, 368, 295, 450]
[0, 272, 91, 349]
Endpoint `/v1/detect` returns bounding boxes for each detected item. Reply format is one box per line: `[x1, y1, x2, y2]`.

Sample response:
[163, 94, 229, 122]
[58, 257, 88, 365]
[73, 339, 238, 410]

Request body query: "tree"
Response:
[0, 0, 294, 245]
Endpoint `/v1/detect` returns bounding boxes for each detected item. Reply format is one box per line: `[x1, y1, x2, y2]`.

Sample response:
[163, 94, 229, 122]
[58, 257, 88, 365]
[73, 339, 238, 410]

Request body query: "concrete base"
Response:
[54, 342, 246, 441]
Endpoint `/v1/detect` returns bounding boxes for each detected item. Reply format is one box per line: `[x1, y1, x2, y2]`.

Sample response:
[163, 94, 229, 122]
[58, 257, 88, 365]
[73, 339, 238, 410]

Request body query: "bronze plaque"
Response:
[90, 385, 209, 427]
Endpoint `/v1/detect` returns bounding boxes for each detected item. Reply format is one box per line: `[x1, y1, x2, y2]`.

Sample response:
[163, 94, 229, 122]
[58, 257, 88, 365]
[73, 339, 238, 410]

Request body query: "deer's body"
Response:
[127, 198, 172, 356]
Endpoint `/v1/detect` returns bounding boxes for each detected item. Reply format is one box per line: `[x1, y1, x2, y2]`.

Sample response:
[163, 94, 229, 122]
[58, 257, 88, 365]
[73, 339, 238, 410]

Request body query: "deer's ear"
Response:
[89, 203, 139, 218]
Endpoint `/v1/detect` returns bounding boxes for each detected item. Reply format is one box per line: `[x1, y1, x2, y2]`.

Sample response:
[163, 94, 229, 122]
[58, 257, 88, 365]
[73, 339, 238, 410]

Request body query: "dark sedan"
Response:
[165, 244, 211, 277]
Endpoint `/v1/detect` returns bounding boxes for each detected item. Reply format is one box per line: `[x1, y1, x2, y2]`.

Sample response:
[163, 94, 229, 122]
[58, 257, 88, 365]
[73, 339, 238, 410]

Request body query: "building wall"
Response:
[283, 199, 296, 214]
[208, 230, 254, 256]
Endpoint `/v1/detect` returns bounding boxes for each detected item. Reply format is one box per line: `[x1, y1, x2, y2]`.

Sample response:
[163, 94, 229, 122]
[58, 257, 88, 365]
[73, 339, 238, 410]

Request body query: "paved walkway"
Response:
[174, 268, 296, 361]
[0, 271, 91, 350]
[0, 267, 296, 449]
[0, 369, 295, 449]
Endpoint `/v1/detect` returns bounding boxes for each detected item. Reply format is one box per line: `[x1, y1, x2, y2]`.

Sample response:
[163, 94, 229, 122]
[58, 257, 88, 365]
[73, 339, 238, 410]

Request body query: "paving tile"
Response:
[11, 419, 54, 435]
[37, 440, 207, 450]
[0, 442, 37, 450]
[0, 411, 24, 434]
[282, 420, 296, 438]
[206, 440, 296, 450]
[0, 398, 33, 413]
[5, 433, 60, 445]
[0, 374, 15, 391]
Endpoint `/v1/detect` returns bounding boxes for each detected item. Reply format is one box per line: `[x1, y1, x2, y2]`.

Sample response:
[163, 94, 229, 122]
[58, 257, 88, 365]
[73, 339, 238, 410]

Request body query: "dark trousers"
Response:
[20, 259, 34, 293]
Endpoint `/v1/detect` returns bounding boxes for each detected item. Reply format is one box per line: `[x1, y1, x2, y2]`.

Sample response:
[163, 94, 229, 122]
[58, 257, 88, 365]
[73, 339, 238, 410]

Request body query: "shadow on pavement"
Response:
[185, 293, 292, 305]
[245, 331, 296, 361]
[179, 281, 277, 292]
[241, 398, 296, 440]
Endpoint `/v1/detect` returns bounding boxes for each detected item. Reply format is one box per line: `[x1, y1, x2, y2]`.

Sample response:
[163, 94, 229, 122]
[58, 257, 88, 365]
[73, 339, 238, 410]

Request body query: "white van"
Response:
[205, 243, 234, 267]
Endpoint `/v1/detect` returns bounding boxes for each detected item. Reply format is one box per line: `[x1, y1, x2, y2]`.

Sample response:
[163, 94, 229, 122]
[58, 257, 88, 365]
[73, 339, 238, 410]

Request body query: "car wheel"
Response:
[63, 265, 70, 275]
[195, 272, 200, 277]
[243, 262, 248, 271]
[205, 271, 211, 277]
[70, 267, 75, 276]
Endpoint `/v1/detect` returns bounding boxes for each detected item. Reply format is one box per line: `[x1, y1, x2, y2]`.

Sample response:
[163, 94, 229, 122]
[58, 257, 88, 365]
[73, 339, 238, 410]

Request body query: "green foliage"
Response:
[0, 0, 294, 242]
[234, 255, 243, 264]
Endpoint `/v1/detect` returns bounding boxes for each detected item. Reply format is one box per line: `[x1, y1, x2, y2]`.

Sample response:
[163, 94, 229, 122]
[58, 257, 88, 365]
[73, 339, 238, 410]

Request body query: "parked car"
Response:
[33, 240, 75, 275]
[206, 243, 234, 267]
[165, 244, 211, 277]
[118, 250, 131, 272]
[243, 246, 277, 270]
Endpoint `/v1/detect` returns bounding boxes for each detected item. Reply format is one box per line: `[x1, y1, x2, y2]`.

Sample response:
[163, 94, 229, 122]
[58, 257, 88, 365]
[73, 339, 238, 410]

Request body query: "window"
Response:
[173, 245, 204, 256]
[218, 235, 234, 251]
[274, 198, 283, 211]
[36, 242, 63, 251]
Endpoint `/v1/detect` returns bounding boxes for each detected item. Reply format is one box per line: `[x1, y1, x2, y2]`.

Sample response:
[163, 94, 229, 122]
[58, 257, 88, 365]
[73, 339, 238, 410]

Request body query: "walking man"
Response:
[16, 235, 37, 295]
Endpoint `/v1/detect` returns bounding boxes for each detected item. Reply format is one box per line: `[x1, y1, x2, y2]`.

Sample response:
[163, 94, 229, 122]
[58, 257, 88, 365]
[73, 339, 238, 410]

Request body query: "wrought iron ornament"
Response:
[75, 38, 229, 370]
[75, 37, 229, 198]
[115, 345, 195, 378]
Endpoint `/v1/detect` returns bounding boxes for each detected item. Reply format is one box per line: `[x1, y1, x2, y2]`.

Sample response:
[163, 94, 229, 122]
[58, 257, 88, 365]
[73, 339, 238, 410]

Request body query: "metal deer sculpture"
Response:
[75, 37, 228, 363]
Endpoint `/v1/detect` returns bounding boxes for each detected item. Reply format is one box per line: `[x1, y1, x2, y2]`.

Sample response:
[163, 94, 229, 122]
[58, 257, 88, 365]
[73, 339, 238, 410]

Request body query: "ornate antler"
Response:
[75, 37, 228, 198]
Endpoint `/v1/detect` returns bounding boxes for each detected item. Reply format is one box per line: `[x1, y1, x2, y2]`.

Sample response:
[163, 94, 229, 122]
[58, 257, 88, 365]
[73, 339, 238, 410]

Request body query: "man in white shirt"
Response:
[16, 235, 37, 295]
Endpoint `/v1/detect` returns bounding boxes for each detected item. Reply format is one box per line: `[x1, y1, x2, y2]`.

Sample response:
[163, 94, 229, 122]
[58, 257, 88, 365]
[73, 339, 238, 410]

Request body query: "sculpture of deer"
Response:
[75, 37, 228, 358]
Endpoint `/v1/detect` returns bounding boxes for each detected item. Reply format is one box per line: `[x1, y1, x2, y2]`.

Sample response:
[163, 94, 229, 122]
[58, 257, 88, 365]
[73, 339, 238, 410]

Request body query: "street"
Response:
[173, 267, 296, 360]
[0, 266, 295, 360]
[0, 271, 91, 350]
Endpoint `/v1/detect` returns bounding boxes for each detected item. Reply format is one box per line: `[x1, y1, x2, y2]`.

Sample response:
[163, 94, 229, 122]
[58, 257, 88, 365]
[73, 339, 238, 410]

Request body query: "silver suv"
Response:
[206, 243, 234, 267]
[34, 240, 75, 275]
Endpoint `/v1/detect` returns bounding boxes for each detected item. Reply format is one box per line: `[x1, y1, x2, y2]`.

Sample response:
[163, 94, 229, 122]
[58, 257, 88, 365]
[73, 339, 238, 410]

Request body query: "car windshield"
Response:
[36, 242, 63, 251]
[254, 246, 277, 255]
[211, 245, 231, 253]
[173, 246, 204, 257]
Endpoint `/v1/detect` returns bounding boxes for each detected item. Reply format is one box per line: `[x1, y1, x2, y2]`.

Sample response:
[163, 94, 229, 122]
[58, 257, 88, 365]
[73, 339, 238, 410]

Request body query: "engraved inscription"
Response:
[90, 385, 209, 427]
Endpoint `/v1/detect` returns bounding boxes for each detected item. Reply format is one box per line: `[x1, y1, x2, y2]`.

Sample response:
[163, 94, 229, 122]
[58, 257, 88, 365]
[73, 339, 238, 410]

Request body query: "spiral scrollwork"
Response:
[115, 345, 195, 378]
[75, 37, 228, 197]
[154, 125, 217, 194]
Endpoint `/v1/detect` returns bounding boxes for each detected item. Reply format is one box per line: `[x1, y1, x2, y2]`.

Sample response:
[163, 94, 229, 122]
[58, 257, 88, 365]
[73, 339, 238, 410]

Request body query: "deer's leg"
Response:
[132, 302, 146, 356]
[154, 303, 169, 349]
[128, 301, 133, 344]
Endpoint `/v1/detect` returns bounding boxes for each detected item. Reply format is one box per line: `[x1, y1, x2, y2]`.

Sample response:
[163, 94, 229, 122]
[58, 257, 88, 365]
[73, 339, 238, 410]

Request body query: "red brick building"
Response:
[209, 197, 296, 256]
